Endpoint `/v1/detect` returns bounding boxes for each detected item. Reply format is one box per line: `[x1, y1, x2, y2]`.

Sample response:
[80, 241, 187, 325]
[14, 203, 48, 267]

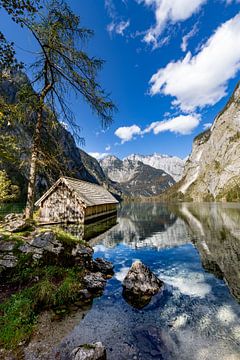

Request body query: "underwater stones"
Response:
[83, 272, 107, 292]
[122, 260, 164, 308]
[70, 342, 107, 360]
[132, 326, 173, 359]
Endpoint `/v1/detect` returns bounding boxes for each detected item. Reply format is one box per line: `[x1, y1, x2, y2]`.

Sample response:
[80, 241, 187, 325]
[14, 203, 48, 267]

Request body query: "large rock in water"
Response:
[122, 260, 163, 308]
[70, 342, 107, 360]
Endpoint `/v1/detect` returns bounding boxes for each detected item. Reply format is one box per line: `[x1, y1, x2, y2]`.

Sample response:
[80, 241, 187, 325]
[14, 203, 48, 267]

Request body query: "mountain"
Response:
[176, 82, 240, 202]
[0, 71, 121, 201]
[100, 155, 175, 197]
[158, 82, 240, 202]
[125, 153, 186, 181]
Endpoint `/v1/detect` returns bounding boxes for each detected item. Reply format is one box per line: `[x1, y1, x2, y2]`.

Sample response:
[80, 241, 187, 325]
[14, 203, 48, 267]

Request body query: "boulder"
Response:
[91, 258, 114, 275]
[83, 272, 107, 292]
[4, 213, 24, 222]
[19, 231, 63, 258]
[122, 260, 163, 308]
[0, 240, 15, 252]
[0, 253, 18, 268]
[4, 219, 29, 233]
[70, 342, 106, 360]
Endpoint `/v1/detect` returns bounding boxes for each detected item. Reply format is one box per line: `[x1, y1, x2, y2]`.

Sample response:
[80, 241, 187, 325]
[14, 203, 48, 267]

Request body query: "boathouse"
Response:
[35, 176, 119, 224]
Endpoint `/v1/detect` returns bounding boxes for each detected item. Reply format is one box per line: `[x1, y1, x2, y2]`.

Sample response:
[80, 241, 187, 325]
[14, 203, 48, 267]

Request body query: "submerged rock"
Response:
[70, 342, 107, 360]
[122, 260, 164, 308]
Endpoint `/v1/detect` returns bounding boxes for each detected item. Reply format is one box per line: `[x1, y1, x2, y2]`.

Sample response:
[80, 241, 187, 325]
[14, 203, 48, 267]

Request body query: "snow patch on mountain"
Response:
[125, 153, 186, 181]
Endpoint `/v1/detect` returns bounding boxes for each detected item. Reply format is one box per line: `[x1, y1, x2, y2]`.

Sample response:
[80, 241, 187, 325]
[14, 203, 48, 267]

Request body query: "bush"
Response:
[0, 170, 20, 203]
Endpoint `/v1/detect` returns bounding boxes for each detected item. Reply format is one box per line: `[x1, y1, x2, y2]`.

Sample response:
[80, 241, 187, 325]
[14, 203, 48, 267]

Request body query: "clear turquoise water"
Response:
[57, 203, 240, 359]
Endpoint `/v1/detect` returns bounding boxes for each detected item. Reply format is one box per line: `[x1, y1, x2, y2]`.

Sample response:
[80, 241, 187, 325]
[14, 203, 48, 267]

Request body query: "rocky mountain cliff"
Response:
[177, 82, 240, 201]
[0, 72, 121, 201]
[100, 155, 175, 197]
[125, 153, 186, 182]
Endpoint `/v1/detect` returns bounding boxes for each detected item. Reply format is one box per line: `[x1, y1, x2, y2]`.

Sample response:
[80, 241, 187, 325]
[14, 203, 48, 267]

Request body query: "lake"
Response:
[26, 202, 240, 360]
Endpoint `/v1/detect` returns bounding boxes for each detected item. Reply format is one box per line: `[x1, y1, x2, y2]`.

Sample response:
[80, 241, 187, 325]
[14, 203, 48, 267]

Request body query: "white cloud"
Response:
[144, 114, 200, 135]
[150, 13, 240, 112]
[115, 124, 141, 143]
[203, 122, 212, 130]
[107, 20, 130, 36]
[115, 114, 200, 144]
[116, 20, 130, 35]
[105, 145, 111, 151]
[88, 152, 109, 160]
[137, 0, 206, 48]
[181, 23, 199, 52]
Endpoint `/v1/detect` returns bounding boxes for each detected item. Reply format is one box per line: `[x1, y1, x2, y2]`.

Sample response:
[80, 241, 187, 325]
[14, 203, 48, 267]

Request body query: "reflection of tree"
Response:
[60, 216, 117, 241]
[177, 203, 240, 302]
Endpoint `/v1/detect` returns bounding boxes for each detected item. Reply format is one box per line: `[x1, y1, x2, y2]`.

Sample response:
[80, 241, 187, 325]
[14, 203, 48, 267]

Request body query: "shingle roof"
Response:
[35, 176, 119, 207]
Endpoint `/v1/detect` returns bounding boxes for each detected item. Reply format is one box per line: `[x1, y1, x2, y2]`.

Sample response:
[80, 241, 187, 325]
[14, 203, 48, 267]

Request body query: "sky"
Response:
[1, 0, 240, 160]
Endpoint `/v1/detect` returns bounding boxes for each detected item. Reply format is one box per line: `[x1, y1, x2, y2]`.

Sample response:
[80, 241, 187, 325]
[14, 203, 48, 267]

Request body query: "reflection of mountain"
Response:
[90, 203, 190, 250]
[177, 203, 240, 302]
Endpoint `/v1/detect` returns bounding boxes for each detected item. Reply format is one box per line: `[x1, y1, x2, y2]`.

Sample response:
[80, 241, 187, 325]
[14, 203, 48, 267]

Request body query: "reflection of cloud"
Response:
[93, 244, 107, 252]
[217, 305, 237, 324]
[162, 272, 211, 298]
[171, 314, 189, 329]
[115, 266, 130, 282]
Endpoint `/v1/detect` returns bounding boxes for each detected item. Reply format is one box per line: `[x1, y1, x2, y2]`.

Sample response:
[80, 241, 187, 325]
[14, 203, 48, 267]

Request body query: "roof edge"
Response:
[35, 177, 65, 206]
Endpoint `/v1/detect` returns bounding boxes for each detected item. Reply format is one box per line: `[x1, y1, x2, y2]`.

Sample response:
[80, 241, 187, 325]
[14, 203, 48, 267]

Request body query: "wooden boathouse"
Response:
[35, 176, 119, 224]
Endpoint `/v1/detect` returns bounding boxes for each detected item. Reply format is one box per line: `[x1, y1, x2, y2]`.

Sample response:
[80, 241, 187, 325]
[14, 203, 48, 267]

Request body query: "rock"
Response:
[132, 326, 174, 359]
[70, 342, 107, 360]
[72, 244, 93, 258]
[83, 272, 107, 292]
[4, 213, 23, 222]
[91, 258, 114, 275]
[0, 240, 15, 252]
[4, 219, 29, 233]
[19, 231, 63, 258]
[0, 253, 18, 268]
[122, 260, 163, 309]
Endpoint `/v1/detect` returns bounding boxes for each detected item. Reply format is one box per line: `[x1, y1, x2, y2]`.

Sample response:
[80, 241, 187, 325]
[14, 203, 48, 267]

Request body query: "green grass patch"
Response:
[0, 266, 84, 350]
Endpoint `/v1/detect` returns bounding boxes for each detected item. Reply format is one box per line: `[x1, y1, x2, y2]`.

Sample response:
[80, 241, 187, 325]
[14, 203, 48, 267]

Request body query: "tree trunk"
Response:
[25, 106, 43, 220]
[25, 80, 52, 220]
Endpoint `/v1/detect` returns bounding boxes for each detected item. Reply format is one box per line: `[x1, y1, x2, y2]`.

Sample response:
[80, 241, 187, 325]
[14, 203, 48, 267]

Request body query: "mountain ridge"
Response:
[100, 155, 175, 197]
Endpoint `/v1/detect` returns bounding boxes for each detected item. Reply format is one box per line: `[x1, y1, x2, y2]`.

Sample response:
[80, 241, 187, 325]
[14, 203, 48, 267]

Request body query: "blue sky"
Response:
[1, 0, 240, 159]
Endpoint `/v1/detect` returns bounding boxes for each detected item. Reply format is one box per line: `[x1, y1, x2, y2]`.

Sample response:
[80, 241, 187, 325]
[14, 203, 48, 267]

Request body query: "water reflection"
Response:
[60, 215, 117, 240]
[26, 202, 240, 360]
[175, 203, 240, 302]
[90, 203, 191, 250]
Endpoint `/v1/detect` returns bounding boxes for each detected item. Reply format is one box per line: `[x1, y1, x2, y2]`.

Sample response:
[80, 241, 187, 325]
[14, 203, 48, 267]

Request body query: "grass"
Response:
[0, 265, 84, 350]
[0, 227, 92, 350]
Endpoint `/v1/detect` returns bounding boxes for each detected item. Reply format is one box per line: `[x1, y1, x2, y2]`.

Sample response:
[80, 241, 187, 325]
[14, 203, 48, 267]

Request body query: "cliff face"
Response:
[0, 72, 120, 200]
[179, 82, 240, 201]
